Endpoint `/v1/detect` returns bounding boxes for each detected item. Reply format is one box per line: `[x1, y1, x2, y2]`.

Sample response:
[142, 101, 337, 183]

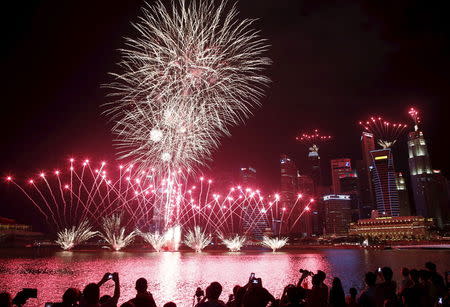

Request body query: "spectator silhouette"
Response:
[399, 268, 413, 295]
[242, 278, 275, 307]
[80, 272, 120, 307]
[357, 272, 377, 307]
[375, 267, 397, 306]
[329, 277, 345, 307]
[304, 272, 328, 307]
[196, 282, 226, 307]
[345, 287, 358, 307]
[425, 262, 447, 299]
[127, 278, 156, 307]
[163, 302, 176, 307]
[0, 292, 12, 307]
[61, 288, 81, 307]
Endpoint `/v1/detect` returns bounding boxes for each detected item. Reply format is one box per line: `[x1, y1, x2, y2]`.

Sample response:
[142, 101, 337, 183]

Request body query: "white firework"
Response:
[219, 233, 246, 252]
[184, 226, 211, 252]
[55, 220, 98, 250]
[100, 214, 136, 251]
[105, 0, 271, 175]
[138, 230, 167, 252]
[261, 236, 288, 252]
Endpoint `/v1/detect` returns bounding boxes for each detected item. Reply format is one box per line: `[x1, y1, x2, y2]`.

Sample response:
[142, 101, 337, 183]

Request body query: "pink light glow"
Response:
[6, 176, 12, 181]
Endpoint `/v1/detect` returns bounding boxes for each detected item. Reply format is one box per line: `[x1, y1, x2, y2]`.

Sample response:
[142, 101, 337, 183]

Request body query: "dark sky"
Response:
[1, 0, 450, 225]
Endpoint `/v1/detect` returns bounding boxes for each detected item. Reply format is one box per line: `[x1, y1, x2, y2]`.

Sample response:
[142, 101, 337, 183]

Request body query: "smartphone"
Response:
[250, 273, 255, 279]
[378, 267, 382, 273]
[438, 297, 443, 305]
[45, 303, 54, 307]
[108, 274, 113, 280]
[252, 278, 258, 284]
[22, 288, 37, 298]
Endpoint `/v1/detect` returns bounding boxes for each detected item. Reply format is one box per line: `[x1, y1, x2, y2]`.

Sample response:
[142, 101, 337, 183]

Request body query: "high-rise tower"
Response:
[331, 158, 352, 193]
[357, 132, 376, 218]
[370, 148, 400, 216]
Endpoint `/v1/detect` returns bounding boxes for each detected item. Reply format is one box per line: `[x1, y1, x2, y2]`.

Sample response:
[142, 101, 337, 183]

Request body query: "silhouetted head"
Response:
[206, 282, 222, 300]
[0, 292, 12, 307]
[163, 302, 177, 307]
[349, 287, 357, 298]
[62, 288, 80, 305]
[401, 268, 410, 278]
[120, 302, 134, 307]
[425, 262, 436, 272]
[99, 295, 112, 304]
[83, 283, 100, 304]
[316, 270, 326, 283]
[286, 286, 301, 303]
[365, 272, 377, 286]
[382, 267, 393, 281]
[135, 278, 148, 293]
[232, 285, 241, 296]
[332, 277, 343, 290]
[312, 274, 322, 287]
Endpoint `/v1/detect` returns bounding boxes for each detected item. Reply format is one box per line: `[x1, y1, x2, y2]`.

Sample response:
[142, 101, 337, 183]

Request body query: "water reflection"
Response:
[0, 249, 449, 307]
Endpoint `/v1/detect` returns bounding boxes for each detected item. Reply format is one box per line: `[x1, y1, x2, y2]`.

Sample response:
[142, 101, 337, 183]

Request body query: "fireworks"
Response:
[261, 236, 288, 252]
[408, 107, 420, 131]
[184, 226, 212, 252]
[296, 129, 332, 154]
[138, 230, 167, 252]
[100, 214, 136, 251]
[55, 220, 98, 250]
[359, 117, 408, 148]
[104, 0, 270, 176]
[219, 233, 246, 252]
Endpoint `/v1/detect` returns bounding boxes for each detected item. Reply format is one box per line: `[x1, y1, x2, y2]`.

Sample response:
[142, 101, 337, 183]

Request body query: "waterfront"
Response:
[0, 248, 449, 306]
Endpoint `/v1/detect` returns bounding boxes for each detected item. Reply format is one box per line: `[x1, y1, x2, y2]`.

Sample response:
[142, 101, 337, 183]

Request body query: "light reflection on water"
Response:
[0, 248, 449, 307]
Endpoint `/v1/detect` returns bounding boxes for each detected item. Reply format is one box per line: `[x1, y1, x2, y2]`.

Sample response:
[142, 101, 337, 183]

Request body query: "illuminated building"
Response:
[349, 216, 433, 240]
[358, 132, 376, 218]
[330, 159, 352, 193]
[297, 174, 314, 196]
[239, 167, 257, 187]
[298, 174, 317, 236]
[339, 171, 361, 222]
[408, 128, 448, 227]
[323, 194, 352, 236]
[308, 145, 321, 194]
[396, 172, 411, 216]
[280, 154, 301, 234]
[370, 149, 400, 217]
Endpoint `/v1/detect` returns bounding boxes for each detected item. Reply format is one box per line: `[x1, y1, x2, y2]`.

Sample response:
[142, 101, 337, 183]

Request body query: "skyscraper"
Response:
[370, 148, 400, 216]
[280, 154, 299, 234]
[339, 171, 361, 222]
[396, 172, 411, 216]
[323, 194, 352, 236]
[308, 145, 321, 194]
[331, 159, 352, 193]
[358, 132, 376, 218]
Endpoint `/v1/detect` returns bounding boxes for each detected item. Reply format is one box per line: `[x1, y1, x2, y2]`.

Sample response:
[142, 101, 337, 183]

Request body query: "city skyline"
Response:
[2, 1, 450, 228]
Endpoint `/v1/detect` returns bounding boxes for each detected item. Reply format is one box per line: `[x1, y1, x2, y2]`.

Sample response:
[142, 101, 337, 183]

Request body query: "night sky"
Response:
[1, 1, 450, 227]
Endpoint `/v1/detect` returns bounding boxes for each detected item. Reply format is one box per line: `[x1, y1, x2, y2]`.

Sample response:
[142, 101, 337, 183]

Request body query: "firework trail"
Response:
[184, 226, 212, 252]
[55, 220, 98, 250]
[100, 214, 136, 251]
[359, 116, 408, 148]
[296, 129, 332, 155]
[105, 0, 270, 177]
[261, 236, 288, 252]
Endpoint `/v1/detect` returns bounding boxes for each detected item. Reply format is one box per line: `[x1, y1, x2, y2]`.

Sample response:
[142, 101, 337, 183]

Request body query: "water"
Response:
[0, 248, 449, 306]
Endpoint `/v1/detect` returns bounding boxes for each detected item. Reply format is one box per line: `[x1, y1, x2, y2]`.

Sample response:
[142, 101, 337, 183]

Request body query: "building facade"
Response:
[358, 132, 376, 218]
[323, 194, 352, 236]
[370, 148, 400, 217]
[330, 159, 352, 193]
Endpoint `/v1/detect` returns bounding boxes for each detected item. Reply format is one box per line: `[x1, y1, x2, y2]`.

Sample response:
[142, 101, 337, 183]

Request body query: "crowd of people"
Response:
[0, 261, 448, 306]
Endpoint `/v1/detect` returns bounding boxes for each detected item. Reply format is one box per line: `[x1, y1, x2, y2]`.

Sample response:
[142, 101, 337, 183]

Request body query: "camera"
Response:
[12, 288, 37, 306]
[299, 269, 314, 276]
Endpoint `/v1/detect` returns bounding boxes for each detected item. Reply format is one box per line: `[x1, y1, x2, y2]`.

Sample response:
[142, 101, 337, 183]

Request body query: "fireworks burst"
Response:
[408, 107, 421, 131]
[261, 236, 288, 252]
[105, 0, 271, 176]
[55, 220, 98, 250]
[100, 214, 136, 251]
[296, 129, 332, 154]
[359, 117, 408, 148]
[184, 226, 211, 252]
[219, 233, 246, 252]
[137, 230, 167, 252]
